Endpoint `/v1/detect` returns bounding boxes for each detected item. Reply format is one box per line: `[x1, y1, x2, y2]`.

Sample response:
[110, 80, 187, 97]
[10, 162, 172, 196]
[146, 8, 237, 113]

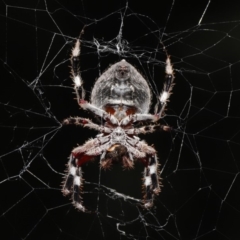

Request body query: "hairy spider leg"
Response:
[125, 124, 172, 135]
[143, 154, 161, 208]
[71, 39, 85, 101]
[131, 138, 161, 207]
[155, 56, 175, 117]
[62, 151, 102, 212]
[62, 154, 88, 212]
[63, 116, 112, 134]
[62, 135, 111, 211]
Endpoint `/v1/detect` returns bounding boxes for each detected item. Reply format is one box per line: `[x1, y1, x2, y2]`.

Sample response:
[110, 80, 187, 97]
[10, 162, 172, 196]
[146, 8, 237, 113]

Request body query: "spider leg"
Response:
[154, 56, 175, 118]
[62, 135, 110, 211]
[63, 116, 111, 133]
[126, 137, 161, 208]
[134, 141, 161, 203]
[126, 136, 156, 156]
[71, 38, 85, 102]
[62, 154, 78, 196]
[143, 154, 161, 208]
[62, 154, 87, 211]
[126, 142, 146, 159]
[125, 124, 172, 135]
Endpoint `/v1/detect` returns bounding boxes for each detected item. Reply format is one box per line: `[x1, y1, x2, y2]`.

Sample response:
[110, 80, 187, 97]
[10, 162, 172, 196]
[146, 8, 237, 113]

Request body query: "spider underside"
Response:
[62, 37, 175, 212]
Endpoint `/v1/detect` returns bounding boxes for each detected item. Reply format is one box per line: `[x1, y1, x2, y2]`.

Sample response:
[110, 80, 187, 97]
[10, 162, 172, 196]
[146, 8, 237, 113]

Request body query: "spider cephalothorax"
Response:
[62, 37, 174, 212]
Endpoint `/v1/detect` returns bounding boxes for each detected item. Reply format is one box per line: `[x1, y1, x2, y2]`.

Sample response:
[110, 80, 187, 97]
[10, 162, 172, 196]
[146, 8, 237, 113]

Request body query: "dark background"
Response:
[1, 0, 240, 239]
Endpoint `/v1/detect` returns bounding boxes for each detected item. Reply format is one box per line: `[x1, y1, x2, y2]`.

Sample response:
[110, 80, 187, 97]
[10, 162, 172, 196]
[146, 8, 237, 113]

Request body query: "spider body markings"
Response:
[62, 38, 175, 212]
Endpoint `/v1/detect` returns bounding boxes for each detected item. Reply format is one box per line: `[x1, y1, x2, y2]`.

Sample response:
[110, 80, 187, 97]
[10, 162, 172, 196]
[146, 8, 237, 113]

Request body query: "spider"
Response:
[62, 37, 175, 212]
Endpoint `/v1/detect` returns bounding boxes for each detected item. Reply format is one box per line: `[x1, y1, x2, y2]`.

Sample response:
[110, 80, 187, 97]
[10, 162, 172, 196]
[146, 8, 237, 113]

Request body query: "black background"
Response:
[1, 0, 240, 240]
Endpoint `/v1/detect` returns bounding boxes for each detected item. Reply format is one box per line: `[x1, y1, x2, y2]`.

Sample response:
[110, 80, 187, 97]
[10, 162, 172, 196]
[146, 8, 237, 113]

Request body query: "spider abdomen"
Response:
[91, 59, 151, 117]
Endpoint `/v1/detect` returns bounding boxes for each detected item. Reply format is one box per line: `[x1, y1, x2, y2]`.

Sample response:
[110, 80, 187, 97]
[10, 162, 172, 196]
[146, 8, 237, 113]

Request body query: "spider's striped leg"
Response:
[62, 153, 91, 212]
[63, 116, 111, 134]
[154, 56, 175, 118]
[126, 137, 161, 207]
[62, 136, 110, 211]
[71, 38, 85, 102]
[62, 154, 77, 196]
[143, 154, 161, 208]
[126, 124, 172, 135]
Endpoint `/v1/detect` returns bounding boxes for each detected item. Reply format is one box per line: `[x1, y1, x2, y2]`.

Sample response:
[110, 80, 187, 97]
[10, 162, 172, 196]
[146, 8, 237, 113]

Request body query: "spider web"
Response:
[1, 0, 240, 239]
